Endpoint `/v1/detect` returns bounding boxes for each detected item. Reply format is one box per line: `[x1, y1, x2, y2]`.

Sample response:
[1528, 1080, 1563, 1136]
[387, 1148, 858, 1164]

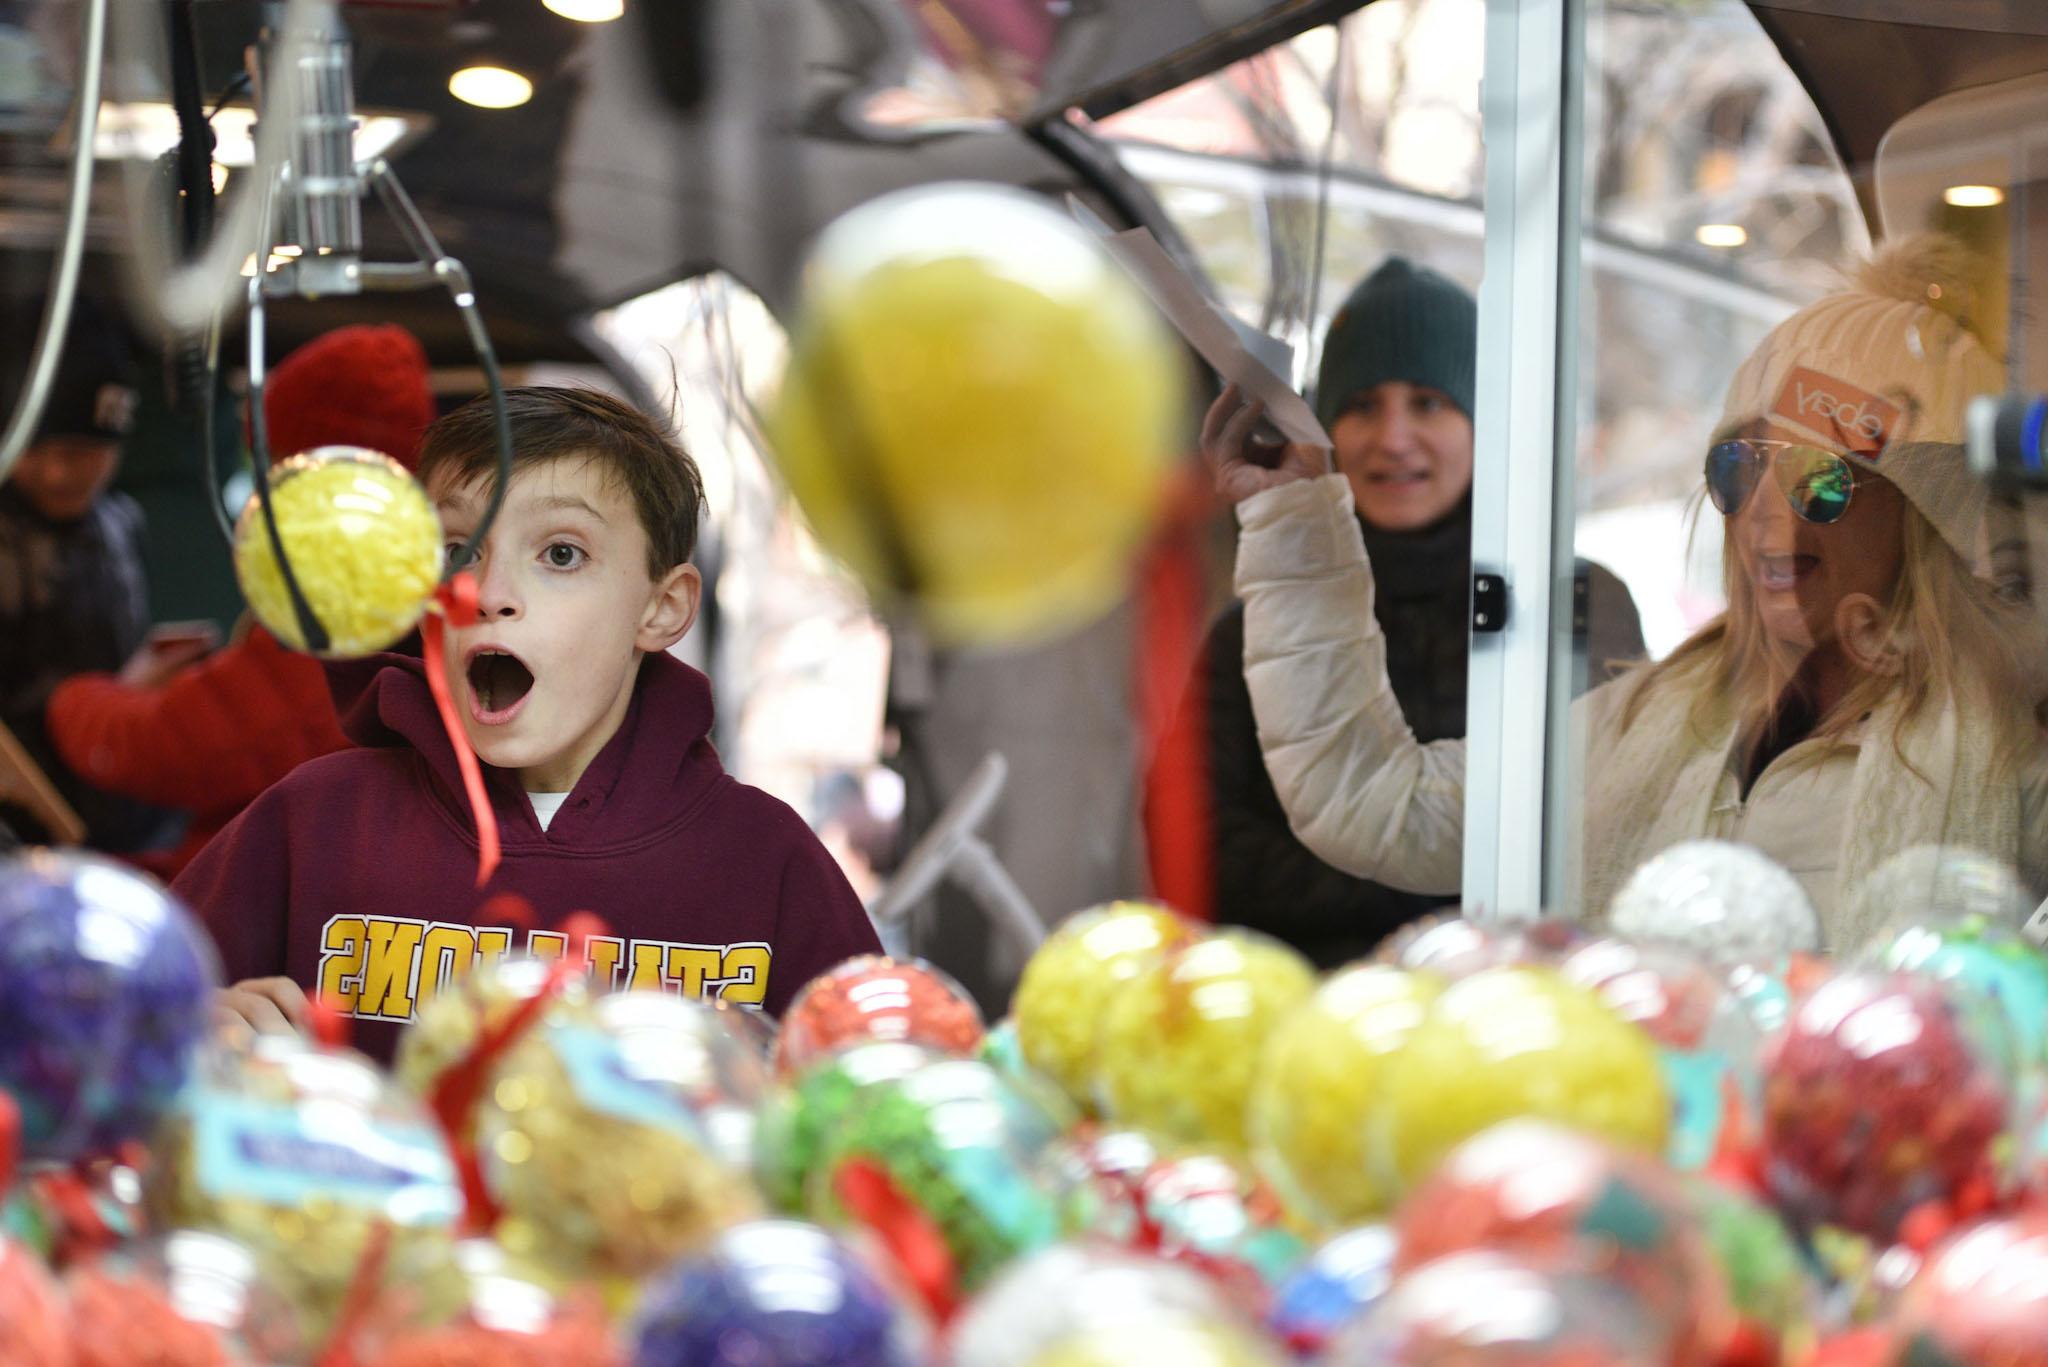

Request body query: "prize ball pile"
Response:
[8, 838, 2048, 1366]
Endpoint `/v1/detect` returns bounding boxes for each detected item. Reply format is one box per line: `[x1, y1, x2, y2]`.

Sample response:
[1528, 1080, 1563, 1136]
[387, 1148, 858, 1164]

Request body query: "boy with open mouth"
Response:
[176, 386, 881, 1059]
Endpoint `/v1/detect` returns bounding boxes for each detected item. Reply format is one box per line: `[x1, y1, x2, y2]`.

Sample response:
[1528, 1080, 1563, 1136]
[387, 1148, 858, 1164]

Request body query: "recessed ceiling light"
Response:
[1943, 184, 2005, 208]
[543, 0, 624, 20]
[1695, 223, 1747, 248]
[449, 66, 534, 110]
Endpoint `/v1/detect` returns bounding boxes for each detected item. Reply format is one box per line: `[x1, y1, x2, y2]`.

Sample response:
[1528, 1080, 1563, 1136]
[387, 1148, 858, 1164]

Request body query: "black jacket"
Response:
[0, 483, 172, 852]
[1186, 502, 1645, 968]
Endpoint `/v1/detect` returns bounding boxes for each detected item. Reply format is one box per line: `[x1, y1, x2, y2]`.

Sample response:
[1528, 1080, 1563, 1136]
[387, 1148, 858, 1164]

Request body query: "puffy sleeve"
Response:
[1234, 475, 1467, 895]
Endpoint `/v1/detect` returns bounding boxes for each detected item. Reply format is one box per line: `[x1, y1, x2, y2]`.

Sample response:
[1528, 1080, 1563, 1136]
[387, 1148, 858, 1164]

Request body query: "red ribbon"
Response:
[424, 911, 611, 1235]
[832, 1158, 961, 1325]
[314, 1219, 394, 1367]
[421, 574, 500, 888]
[0, 1092, 16, 1194]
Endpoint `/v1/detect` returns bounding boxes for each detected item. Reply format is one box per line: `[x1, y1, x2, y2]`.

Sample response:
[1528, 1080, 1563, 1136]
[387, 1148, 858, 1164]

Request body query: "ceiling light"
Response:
[543, 0, 624, 20]
[1695, 223, 1747, 248]
[95, 102, 420, 167]
[1943, 184, 2005, 208]
[449, 66, 534, 110]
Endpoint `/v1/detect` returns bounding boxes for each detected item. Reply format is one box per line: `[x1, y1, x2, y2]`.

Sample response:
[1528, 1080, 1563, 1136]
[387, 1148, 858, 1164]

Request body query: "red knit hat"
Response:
[262, 324, 434, 471]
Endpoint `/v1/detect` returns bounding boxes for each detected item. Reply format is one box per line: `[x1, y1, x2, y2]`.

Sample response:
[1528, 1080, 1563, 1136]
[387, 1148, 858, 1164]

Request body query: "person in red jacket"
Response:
[45, 324, 436, 876]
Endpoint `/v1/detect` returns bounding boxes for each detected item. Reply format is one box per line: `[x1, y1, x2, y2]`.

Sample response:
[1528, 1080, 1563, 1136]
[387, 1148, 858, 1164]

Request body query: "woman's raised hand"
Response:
[1200, 383, 1330, 504]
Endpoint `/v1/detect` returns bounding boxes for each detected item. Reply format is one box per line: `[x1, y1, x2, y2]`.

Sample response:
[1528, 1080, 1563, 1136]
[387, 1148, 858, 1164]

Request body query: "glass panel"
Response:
[1560, 0, 2048, 944]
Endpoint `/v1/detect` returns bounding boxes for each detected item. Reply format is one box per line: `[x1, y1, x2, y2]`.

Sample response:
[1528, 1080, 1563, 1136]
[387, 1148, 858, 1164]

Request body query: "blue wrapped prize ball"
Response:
[1266, 1225, 1397, 1357]
[632, 1220, 925, 1367]
[0, 851, 219, 1161]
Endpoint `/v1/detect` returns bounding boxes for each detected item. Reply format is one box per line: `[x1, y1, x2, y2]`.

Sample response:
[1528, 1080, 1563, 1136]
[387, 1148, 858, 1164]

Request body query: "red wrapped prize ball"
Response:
[775, 955, 985, 1078]
[0, 1237, 68, 1367]
[1393, 1121, 1733, 1367]
[1761, 972, 2018, 1241]
[1889, 1212, 2048, 1367]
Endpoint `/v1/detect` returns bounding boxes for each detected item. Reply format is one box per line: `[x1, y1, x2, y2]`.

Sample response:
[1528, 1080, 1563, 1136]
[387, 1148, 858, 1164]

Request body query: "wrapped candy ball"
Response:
[1610, 840, 1823, 965]
[1888, 1212, 2048, 1367]
[775, 955, 984, 1078]
[951, 1244, 1280, 1367]
[1094, 930, 1317, 1153]
[1012, 901, 1193, 1110]
[1682, 1179, 1814, 1355]
[1042, 1131, 1305, 1306]
[805, 1056, 1064, 1293]
[1761, 972, 2017, 1241]
[1248, 965, 1441, 1224]
[349, 1239, 623, 1367]
[754, 1042, 942, 1212]
[394, 956, 586, 1123]
[1025, 1320, 1286, 1367]
[1376, 967, 1669, 1193]
[1393, 1122, 1732, 1367]
[1323, 1250, 1677, 1367]
[588, 989, 773, 1172]
[0, 851, 218, 1162]
[66, 1231, 311, 1367]
[233, 448, 443, 657]
[474, 993, 752, 1287]
[0, 1237, 67, 1367]
[1265, 1224, 1399, 1357]
[1377, 912, 1584, 980]
[1847, 847, 2034, 944]
[145, 1035, 464, 1342]
[631, 1220, 923, 1367]
[1558, 938, 1763, 1170]
[769, 183, 1184, 645]
[1863, 916, 2048, 1070]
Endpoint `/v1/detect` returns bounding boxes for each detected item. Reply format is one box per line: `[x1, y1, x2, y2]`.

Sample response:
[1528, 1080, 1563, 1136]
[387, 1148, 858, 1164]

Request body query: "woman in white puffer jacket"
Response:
[1209, 235, 2048, 947]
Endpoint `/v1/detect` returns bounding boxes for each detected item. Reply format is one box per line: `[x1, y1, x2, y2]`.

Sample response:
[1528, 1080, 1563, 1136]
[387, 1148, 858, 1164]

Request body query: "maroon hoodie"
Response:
[173, 650, 880, 1061]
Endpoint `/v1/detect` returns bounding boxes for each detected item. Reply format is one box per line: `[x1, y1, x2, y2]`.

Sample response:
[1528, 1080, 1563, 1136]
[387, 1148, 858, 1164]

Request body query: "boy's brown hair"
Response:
[417, 386, 705, 577]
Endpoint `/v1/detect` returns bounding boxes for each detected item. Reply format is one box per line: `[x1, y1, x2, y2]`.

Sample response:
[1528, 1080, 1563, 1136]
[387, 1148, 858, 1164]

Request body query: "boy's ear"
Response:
[638, 562, 701, 653]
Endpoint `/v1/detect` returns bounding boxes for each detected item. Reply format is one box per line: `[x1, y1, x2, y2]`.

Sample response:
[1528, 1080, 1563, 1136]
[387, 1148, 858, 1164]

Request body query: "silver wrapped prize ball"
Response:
[1609, 840, 1822, 965]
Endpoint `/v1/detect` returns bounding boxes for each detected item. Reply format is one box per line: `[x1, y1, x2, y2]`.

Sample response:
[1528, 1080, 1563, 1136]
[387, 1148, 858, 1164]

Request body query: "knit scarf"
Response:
[1578, 668, 2020, 946]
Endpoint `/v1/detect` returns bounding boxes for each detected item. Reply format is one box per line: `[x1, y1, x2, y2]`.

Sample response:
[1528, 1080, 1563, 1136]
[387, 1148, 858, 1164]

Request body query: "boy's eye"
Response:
[445, 541, 480, 571]
[543, 543, 585, 570]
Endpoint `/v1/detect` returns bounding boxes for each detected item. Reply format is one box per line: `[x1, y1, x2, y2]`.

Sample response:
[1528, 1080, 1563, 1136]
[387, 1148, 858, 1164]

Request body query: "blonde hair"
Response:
[1624, 500, 2037, 777]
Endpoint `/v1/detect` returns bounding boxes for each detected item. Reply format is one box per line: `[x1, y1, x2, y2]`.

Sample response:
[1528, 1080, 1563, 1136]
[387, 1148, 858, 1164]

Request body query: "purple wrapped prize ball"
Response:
[0, 851, 219, 1162]
[632, 1220, 925, 1367]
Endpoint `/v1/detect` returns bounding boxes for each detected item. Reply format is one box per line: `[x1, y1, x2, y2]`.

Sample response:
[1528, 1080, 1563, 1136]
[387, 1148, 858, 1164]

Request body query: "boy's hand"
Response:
[215, 977, 310, 1037]
[1201, 383, 1329, 505]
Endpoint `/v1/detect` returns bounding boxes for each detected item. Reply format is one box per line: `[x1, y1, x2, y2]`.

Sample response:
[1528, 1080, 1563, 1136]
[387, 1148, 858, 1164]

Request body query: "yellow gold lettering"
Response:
[666, 946, 723, 999]
[359, 919, 427, 1019]
[586, 936, 625, 990]
[317, 917, 367, 1013]
[718, 945, 771, 1007]
[418, 924, 477, 1001]
[626, 942, 668, 991]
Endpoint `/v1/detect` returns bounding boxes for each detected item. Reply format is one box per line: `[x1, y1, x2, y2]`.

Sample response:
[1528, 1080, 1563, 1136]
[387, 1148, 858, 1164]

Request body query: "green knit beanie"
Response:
[1314, 257, 1477, 429]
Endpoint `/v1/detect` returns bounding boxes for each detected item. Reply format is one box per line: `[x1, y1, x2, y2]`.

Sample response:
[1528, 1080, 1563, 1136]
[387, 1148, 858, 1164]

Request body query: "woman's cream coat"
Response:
[1234, 476, 2048, 946]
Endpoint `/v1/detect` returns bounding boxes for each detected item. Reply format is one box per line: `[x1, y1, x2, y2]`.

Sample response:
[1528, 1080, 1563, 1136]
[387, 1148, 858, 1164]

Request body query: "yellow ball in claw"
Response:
[233, 447, 443, 657]
[769, 182, 1185, 647]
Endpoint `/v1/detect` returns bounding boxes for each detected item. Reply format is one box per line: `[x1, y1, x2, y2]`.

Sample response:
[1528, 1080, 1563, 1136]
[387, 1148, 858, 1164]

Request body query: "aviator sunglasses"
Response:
[1704, 439, 1859, 525]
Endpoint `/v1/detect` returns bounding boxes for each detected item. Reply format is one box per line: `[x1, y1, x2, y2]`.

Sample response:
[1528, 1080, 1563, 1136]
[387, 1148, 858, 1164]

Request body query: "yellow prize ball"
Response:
[1094, 929, 1318, 1153]
[1378, 966, 1669, 1194]
[1249, 965, 1442, 1226]
[233, 446, 443, 657]
[1012, 900, 1195, 1110]
[769, 182, 1185, 646]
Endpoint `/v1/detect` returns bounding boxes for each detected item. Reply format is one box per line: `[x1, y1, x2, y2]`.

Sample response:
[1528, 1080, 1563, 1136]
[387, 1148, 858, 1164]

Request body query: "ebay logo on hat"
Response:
[1772, 366, 1899, 456]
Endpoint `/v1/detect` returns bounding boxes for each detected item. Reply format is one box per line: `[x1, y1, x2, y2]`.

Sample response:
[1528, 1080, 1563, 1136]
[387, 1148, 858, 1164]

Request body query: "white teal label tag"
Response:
[193, 1089, 459, 1224]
